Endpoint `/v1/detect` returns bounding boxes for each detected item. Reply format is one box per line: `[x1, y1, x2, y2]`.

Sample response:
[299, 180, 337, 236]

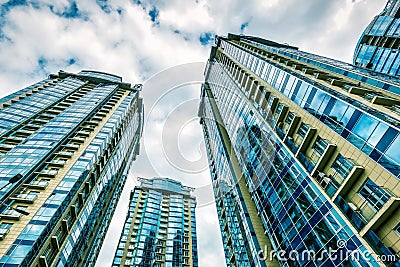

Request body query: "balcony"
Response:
[71, 136, 86, 144]
[46, 109, 61, 115]
[63, 143, 80, 151]
[0, 143, 14, 153]
[315, 171, 340, 198]
[31, 118, 48, 125]
[1, 209, 23, 220]
[0, 228, 10, 240]
[39, 114, 55, 120]
[25, 180, 49, 189]
[10, 193, 38, 204]
[37, 169, 58, 178]
[332, 165, 364, 201]
[22, 124, 40, 131]
[47, 159, 66, 167]
[56, 151, 74, 158]
[77, 130, 91, 137]
[363, 229, 399, 266]
[334, 195, 367, 231]
[311, 144, 337, 177]
[15, 129, 34, 137]
[360, 195, 400, 238]
[6, 136, 25, 144]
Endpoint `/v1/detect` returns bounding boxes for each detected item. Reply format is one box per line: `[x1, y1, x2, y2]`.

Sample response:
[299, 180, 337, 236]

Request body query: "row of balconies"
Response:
[0, 87, 126, 260]
[239, 42, 400, 127]
[218, 49, 400, 260]
[0, 79, 61, 109]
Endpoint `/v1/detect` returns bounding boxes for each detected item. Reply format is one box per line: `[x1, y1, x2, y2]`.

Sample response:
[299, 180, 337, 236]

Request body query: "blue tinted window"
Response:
[376, 127, 398, 152]
[366, 123, 389, 148]
[385, 134, 400, 164]
[352, 114, 379, 141]
[308, 90, 327, 114]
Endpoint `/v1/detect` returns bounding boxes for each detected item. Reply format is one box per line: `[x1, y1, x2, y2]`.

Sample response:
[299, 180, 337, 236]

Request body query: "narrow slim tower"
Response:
[199, 33, 400, 266]
[0, 70, 143, 266]
[112, 177, 198, 267]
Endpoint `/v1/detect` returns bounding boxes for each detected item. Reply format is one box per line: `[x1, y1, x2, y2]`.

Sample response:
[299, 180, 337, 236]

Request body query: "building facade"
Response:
[354, 0, 400, 76]
[199, 33, 400, 266]
[112, 177, 198, 267]
[0, 70, 143, 266]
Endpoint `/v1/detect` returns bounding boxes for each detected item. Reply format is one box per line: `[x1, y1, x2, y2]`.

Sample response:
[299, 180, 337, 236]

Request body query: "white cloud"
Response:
[0, 0, 388, 266]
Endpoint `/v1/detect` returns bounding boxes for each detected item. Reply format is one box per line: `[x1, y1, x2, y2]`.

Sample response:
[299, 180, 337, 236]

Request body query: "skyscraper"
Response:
[354, 0, 400, 76]
[199, 33, 400, 266]
[112, 177, 198, 267]
[0, 70, 143, 266]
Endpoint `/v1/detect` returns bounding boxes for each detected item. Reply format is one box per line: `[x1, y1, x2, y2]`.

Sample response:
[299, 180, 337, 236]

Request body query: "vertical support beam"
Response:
[254, 85, 264, 104]
[295, 128, 317, 157]
[284, 116, 301, 139]
[312, 144, 337, 176]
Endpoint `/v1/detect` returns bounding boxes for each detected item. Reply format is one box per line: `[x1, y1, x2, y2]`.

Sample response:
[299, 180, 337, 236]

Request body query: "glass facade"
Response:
[0, 70, 143, 267]
[354, 0, 400, 76]
[199, 34, 400, 266]
[112, 177, 198, 267]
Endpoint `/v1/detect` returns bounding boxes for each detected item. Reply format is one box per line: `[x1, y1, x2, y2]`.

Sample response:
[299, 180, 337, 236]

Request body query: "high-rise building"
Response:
[112, 177, 198, 267]
[354, 0, 400, 76]
[0, 70, 143, 266]
[199, 33, 400, 266]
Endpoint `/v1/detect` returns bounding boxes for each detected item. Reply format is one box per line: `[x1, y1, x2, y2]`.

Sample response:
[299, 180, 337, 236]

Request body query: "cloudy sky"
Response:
[0, 0, 387, 266]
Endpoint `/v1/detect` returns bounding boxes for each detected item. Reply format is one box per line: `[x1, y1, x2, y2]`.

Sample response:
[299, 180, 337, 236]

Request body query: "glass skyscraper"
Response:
[199, 33, 400, 266]
[112, 177, 198, 267]
[354, 0, 400, 76]
[0, 70, 143, 266]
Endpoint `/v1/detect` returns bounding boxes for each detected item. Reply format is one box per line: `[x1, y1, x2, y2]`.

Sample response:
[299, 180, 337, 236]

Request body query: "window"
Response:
[275, 103, 284, 116]
[297, 123, 309, 138]
[0, 223, 12, 239]
[358, 178, 390, 210]
[331, 154, 355, 179]
[312, 137, 328, 156]
[285, 112, 295, 125]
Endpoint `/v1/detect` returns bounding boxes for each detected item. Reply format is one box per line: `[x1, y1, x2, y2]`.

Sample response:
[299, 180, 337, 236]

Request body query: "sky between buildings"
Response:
[0, 0, 388, 266]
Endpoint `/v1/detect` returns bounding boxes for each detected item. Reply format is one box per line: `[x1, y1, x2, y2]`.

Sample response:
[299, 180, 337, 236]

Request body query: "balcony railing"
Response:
[315, 171, 340, 198]
[284, 136, 299, 154]
[10, 193, 38, 204]
[297, 152, 316, 173]
[364, 230, 400, 267]
[276, 126, 285, 140]
[1, 209, 22, 220]
[26, 180, 49, 189]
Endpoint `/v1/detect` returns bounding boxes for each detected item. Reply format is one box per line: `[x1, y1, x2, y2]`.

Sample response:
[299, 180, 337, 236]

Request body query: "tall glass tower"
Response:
[112, 177, 198, 267]
[199, 33, 400, 266]
[354, 0, 400, 76]
[0, 70, 143, 266]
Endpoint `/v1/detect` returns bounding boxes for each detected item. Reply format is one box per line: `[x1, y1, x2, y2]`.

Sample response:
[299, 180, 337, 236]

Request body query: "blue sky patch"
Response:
[199, 32, 214, 46]
[96, 0, 111, 14]
[148, 6, 159, 24]
[49, 1, 80, 19]
[240, 21, 250, 33]
[0, 0, 28, 32]
[37, 57, 47, 70]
